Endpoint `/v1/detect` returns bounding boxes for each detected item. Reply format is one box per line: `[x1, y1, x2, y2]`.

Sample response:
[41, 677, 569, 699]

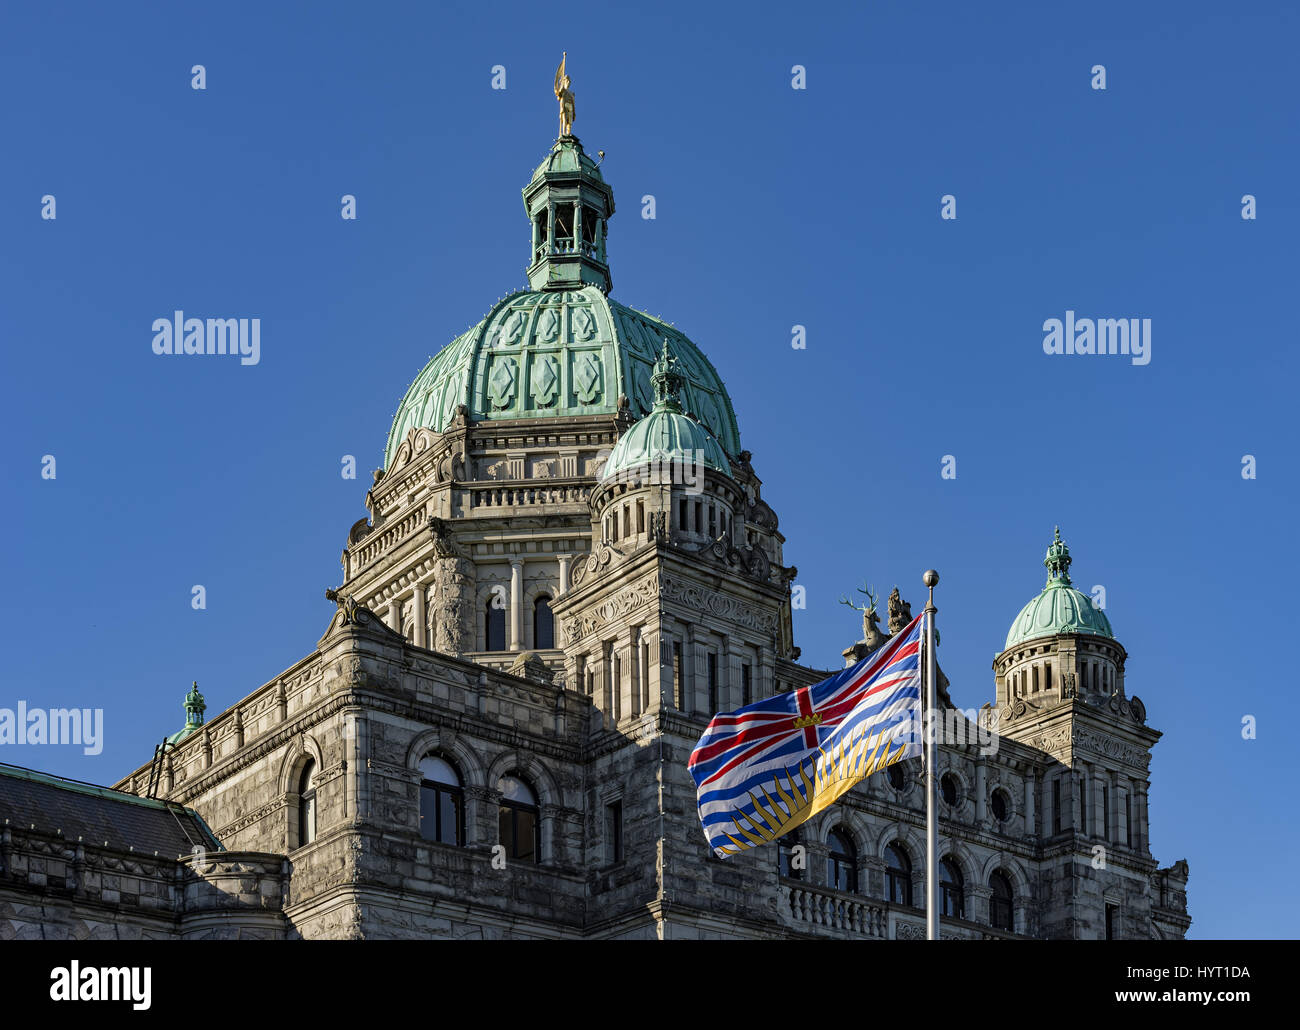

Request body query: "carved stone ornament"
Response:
[428, 517, 464, 559]
[887, 587, 913, 635]
[571, 544, 616, 588]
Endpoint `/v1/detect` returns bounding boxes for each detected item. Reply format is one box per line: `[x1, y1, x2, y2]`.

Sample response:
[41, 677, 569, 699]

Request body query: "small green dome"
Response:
[1004, 529, 1114, 650]
[166, 681, 206, 746]
[602, 343, 731, 482]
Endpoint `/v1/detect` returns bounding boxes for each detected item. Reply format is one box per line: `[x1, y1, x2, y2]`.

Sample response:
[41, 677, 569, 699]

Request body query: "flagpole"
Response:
[923, 569, 939, 941]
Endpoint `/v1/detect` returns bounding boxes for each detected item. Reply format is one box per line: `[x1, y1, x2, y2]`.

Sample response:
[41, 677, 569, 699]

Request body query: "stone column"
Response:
[541, 804, 559, 864]
[1024, 768, 1037, 836]
[1135, 781, 1149, 853]
[413, 581, 427, 649]
[557, 554, 571, 596]
[387, 597, 402, 636]
[629, 627, 643, 718]
[509, 558, 524, 651]
[1118, 775, 1131, 847]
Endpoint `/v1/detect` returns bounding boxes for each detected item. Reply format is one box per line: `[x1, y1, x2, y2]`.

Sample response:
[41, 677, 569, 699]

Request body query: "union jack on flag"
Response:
[688, 613, 924, 857]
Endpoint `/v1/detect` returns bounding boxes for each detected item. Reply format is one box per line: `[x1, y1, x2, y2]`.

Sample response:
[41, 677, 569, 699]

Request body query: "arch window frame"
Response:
[296, 759, 318, 850]
[940, 855, 965, 919]
[533, 594, 555, 650]
[825, 826, 858, 893]
[989, 870, 1015, 932]
[418, 754, 465, 847]
[498, 773, 541, 865]
[885, 842, 913, 906]
[485, 594, 507, 651]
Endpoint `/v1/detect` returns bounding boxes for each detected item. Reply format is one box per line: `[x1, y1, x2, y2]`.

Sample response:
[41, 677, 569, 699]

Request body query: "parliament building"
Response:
[0, 117, 1191, 941]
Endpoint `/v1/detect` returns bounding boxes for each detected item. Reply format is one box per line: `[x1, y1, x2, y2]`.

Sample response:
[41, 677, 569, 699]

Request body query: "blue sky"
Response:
[1, 1, 1296, 939]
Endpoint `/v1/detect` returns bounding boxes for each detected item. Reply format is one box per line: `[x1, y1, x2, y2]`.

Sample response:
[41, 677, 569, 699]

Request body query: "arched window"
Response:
[887, 764, 906, 792]
[534, 595, 554, 649]
[826, 827, 857, 893]
[940, 773, 959, 807]
[485, 596, 506, 651]
[990, 870, 1014, 931]
[778, 828, 803, 880]
[940, 856, 965, 918]
[297, 760, 317, 848]
[885, 843, 912, 906]
[499, 773, 540, 864]
[991, 788, 1010, 823]
[419, 756, 463, 846]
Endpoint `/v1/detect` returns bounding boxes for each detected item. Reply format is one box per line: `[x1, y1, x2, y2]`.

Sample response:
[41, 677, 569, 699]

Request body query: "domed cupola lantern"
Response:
[523, 57, 615, 294]
[166, 681, 207, 746]
[994, 528, 1128, 713]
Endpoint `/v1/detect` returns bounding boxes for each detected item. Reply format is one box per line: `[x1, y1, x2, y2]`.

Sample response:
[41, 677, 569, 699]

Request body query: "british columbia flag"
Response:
[688, 613, 924, 857]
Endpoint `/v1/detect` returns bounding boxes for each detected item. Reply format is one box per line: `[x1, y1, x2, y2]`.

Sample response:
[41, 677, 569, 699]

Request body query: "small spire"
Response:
[183, 681, 206, 731]
[651, 339, 685, 412]
[1044, 526, 1073, 586]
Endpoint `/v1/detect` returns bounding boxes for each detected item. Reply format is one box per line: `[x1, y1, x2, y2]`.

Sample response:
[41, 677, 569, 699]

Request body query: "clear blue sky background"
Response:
[1, 1, 1295, 939]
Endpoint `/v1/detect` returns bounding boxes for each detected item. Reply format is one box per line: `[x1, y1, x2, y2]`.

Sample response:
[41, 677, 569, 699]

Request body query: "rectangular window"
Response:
[678, 498, 687, 530]
[742, 663, 752, 706]
[1105, 903, 1118, 940]
[606, 800, 623, 864]
[1052, 779, 1062, 835]
[1045, 663, 1052, 691]
[1102, 785, 1111, 840]
[1032, 664, 1039, 693]
[637, 500, 645, 534]
[694, 500, 702, 535]
[707, 652, 718, 713]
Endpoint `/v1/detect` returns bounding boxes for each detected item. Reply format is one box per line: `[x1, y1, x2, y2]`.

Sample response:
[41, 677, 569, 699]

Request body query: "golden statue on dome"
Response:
[554, 52, 576, 137]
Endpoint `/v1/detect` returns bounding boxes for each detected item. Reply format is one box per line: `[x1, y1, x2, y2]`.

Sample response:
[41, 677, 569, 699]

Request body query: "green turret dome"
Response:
[530, 136, 606, 182]
[602, 341, 732, 482]
[166, 682, 206, 746]
[1004, 529, 1114, 650]
[383, 135, 741, 470]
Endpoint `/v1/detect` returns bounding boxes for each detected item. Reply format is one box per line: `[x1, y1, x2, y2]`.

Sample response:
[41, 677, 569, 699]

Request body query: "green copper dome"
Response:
[383, 134, 740, 471]
[384, 286, 741, 469]
[602, 341, 732, 482]
[1004, 529, 1114, 650]
[530, 136, 606, 182]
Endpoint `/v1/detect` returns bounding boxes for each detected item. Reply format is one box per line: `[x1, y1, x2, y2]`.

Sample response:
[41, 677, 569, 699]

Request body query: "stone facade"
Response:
[3, 130, 1190, 942]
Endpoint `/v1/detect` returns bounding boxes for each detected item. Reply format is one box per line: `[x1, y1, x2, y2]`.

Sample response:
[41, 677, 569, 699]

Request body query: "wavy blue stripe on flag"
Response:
[688, 613, 924, 858]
